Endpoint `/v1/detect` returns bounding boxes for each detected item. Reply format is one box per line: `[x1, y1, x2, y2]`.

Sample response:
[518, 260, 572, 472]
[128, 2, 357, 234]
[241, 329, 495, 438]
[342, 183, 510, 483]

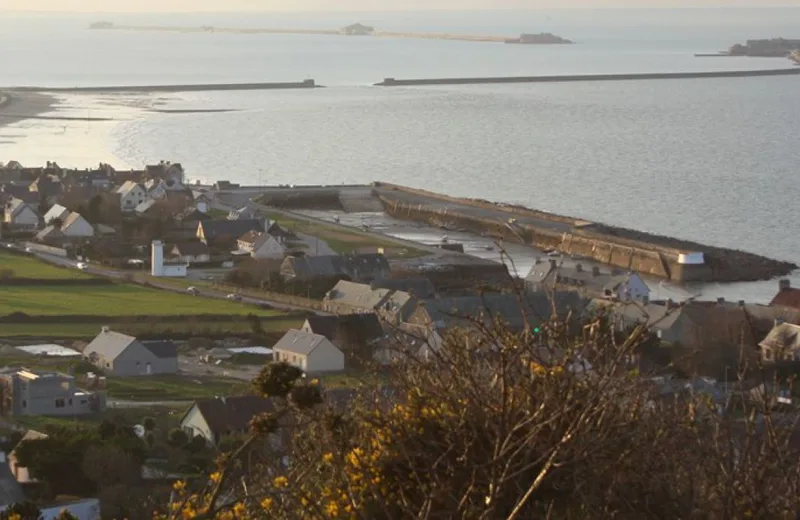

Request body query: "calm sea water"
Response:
[0, 8, 798, 302]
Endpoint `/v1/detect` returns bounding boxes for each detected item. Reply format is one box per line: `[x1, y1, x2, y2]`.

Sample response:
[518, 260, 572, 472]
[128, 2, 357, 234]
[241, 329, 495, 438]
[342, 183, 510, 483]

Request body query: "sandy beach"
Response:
[0, 92, 58, 127]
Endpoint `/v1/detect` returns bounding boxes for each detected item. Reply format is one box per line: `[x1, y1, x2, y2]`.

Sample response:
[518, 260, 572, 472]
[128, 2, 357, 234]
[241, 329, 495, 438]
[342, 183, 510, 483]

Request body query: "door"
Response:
[146, 362, 152, 375]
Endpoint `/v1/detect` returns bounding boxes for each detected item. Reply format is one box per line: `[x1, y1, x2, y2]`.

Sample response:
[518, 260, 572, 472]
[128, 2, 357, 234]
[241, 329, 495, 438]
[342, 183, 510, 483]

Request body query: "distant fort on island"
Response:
[87, 21, 574, 46]
[695, 37, 800, 60]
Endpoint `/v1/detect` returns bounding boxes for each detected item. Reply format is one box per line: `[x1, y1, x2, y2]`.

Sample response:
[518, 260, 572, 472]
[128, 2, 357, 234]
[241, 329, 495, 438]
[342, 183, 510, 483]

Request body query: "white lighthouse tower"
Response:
[151, 240, 165, 277]
[150, 240, 188, 277]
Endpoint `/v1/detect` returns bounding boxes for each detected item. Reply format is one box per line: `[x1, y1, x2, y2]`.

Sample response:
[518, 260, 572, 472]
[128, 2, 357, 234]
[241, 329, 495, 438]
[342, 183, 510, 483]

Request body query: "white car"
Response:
[76, 262, 89, 272]
[187, 286, 199, 295]
[226, 293, 242, 301]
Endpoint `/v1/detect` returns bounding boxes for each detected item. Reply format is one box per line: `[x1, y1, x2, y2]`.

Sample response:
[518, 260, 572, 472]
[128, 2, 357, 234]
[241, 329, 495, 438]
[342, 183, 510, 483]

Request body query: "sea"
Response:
[0, 8, 798, 303]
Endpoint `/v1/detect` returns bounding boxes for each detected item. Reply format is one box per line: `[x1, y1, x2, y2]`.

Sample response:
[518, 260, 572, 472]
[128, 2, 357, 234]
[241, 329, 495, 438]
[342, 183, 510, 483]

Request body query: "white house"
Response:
[61, 212, 95, 238]
[42, 204, 70, 226]
[180, 396, 275, 446]
[603, 272, 650, 302]
[116, 181, 147, 212]
[171, 242, 211, 265]
[237, 231, 286, 260]
[273, 329, 345, 373]
[83, 327, 178, 376]
[4, 199, 38, 229]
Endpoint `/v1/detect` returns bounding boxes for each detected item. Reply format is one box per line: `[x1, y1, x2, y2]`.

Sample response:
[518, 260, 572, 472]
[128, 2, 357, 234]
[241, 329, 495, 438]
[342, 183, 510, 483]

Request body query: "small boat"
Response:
[441, 235, 449, 243]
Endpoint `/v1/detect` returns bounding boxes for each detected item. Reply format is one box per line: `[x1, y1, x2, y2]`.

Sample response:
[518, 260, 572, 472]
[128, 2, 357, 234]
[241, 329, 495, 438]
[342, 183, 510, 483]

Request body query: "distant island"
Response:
[89, 21, 114, 30]
[505, 33, 573, 45]
[87, 21, 574, 46]
[727, 38, 800, 57]
[341, 23, 374, 36]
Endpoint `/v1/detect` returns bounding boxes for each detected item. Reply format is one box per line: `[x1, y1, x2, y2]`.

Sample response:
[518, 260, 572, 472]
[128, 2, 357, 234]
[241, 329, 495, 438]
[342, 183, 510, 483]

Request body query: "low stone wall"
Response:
[24, 242, 71, 258]
[377, 186, 796, 283]
[374, 182, 577, 225]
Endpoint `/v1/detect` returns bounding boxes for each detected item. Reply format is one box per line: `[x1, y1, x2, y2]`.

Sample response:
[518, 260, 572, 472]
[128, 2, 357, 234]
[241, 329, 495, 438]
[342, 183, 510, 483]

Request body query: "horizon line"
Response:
[2, 5, 800, 15]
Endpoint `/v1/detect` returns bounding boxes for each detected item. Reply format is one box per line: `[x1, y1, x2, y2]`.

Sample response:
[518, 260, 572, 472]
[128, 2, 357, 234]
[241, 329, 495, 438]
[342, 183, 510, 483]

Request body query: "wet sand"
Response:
[0, 92, 57, 126]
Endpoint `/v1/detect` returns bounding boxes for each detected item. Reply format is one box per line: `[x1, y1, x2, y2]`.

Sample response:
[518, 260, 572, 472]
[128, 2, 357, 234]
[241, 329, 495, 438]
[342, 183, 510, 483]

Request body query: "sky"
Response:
[0, 0, 798, 12]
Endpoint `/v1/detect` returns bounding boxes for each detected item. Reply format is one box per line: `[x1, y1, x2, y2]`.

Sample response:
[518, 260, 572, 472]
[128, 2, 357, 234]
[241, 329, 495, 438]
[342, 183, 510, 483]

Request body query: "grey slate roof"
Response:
[283, 253, 390, 280]
[419, 292, 587, 332]
[371, 277, 436, 298]
[273, 329, 330, 356]
[35, 225, 63, 242]
[141, 341, 178, 359]
[0, 457, 25, 506]
[304, 314, 385, 342]
[84, 329, 137, 361]
[199, 219, 264, 240]
[172, 241, 210, 256]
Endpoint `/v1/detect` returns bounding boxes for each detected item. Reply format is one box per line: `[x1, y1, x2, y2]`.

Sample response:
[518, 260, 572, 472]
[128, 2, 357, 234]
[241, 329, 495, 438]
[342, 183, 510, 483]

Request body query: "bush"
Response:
[154, 300, 800, 519]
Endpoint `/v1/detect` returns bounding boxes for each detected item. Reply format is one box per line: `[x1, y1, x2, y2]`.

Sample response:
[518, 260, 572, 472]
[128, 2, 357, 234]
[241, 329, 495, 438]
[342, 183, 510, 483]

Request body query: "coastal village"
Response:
[2, 160, 800, 516]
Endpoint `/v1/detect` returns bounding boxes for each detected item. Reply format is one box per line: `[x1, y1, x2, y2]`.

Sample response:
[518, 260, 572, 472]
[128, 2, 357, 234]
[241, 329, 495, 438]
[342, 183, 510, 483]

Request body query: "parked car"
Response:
[76, 262, 89, 272]
[226, 293, 242, 301]
[187, 286, 199, 296]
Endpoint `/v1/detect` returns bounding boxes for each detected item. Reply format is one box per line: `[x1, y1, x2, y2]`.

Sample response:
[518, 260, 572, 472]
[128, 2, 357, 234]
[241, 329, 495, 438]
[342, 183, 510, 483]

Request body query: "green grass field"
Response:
[0, 283, 288, 316]
[105, 375, 251, 402]
[264, 212, 427, 257]
[9, 405, 185, 433]
[0, 317, 305, 339]
[0, 250, 90, 279]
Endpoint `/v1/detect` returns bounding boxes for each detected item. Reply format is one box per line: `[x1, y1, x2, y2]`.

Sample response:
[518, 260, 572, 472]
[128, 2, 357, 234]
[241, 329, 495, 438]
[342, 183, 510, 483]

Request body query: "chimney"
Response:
[738, 300, 745, 307]
[717, 297, 725, 305]
[779, 279, 791, 291]
[576, 264, 583, 273]
[549, 259, 558, 269]
[592, 266, 600, 277]
[101, 326, 109, 333]
[776, 318, 785, 327]
[534, 257, 541, 265]
[666, 299, 675, 310]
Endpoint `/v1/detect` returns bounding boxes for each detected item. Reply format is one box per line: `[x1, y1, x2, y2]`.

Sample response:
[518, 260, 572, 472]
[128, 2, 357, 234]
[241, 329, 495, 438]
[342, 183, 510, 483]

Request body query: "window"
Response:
[22, 400, 26, 408]
[80, 400, 87, 405]
[55, 399, 65, 408]
[68, 398, 73, 406]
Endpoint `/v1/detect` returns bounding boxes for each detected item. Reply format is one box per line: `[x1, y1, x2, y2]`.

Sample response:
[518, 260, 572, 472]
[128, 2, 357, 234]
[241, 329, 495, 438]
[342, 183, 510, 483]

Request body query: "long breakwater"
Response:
[376, 67, 800, 86]
[93, 24, 515, 44]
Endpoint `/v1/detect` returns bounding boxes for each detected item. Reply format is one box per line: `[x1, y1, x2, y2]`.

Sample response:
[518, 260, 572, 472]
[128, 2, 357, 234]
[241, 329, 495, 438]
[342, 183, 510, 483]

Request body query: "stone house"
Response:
[526, 260, 650, 302]
[60, 212, 95, 237]
[323, 280, 416, 324]
[196, 219, 264, 247]
[3, 198, 39, 228]
[180, 395, 276, 446]
[116, 181, 147, 212]
[236, 231, 286, 260]
[281, 253, 390, 283]
[301, 314, 386, 366]
[273, 329, 345, 373]
[0, 369, 105, 417]
[83, 328, 178, 376]
[758, 320, 800, 363]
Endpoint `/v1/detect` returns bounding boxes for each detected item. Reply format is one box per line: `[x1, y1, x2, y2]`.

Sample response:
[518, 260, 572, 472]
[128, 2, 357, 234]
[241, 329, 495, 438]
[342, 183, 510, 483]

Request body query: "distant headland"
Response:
[87, 21, 573, 46]
[695, 37, 800, 60]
